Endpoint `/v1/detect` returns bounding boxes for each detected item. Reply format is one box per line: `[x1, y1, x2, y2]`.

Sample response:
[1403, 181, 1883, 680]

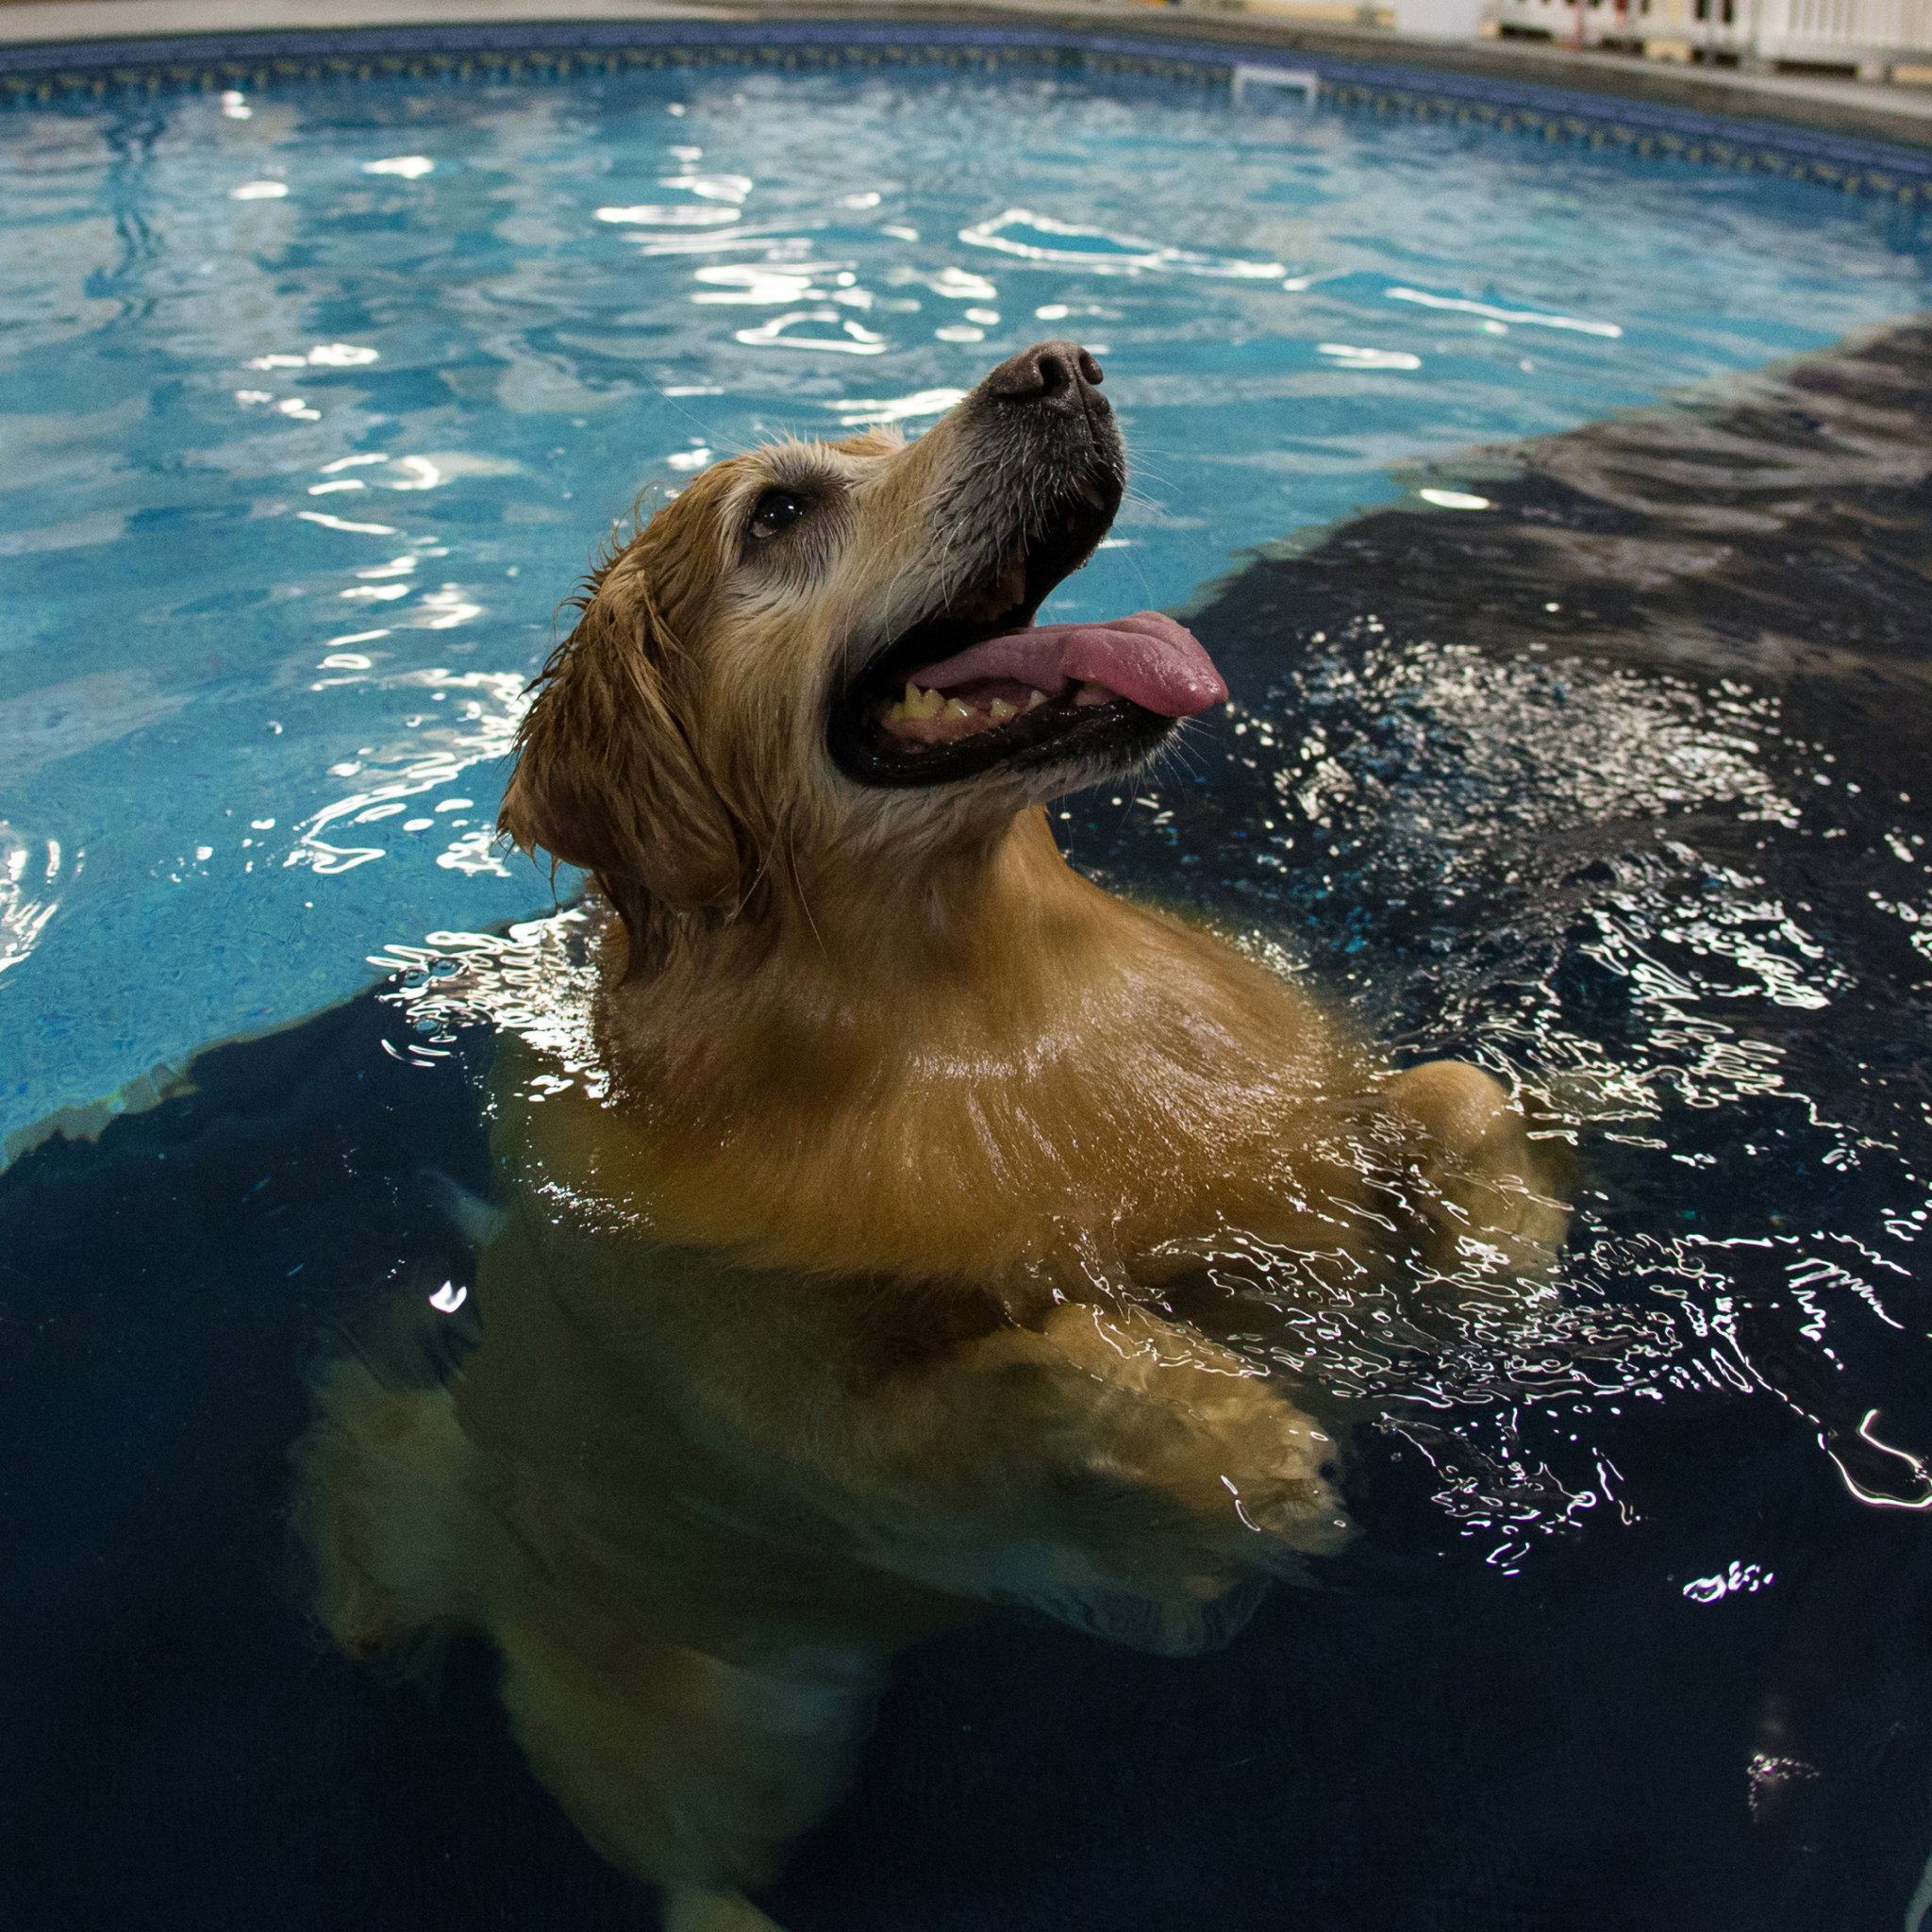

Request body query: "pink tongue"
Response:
[908, 611, 1225, 718]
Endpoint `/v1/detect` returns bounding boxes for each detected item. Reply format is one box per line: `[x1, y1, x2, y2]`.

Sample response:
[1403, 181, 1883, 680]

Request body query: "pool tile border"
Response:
[1, 16, 1928, 203]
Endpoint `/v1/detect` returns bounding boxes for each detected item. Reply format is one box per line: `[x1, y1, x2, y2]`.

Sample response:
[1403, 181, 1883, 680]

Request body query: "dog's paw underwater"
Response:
[296, 343, 1571, 1920]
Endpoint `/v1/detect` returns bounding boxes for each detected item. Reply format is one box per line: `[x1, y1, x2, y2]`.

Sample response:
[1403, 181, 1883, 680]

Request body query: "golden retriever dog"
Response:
[297, 343, 1566, 1931]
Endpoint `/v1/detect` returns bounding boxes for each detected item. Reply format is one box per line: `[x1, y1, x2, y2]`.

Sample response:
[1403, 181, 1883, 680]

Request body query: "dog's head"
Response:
[500, 342, 1225, 949]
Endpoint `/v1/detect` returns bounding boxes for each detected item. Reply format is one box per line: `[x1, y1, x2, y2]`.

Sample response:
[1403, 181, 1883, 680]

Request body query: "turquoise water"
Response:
[2, 62, 1928, 1147]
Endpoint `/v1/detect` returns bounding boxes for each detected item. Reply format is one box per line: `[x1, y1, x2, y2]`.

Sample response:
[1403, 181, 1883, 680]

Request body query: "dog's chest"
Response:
[498, 974, 1362, 1292]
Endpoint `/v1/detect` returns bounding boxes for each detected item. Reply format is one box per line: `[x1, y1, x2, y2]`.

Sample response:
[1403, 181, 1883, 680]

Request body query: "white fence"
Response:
[1480, 0, 1932, 73]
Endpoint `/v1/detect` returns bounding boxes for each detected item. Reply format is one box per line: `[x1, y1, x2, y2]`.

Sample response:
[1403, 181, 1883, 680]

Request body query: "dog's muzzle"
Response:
[827, 344, 1222, 791]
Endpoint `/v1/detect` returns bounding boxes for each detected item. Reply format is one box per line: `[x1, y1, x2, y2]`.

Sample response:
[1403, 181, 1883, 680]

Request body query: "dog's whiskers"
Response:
[790, 850, 827, 959]
[648, 384, 755, 461]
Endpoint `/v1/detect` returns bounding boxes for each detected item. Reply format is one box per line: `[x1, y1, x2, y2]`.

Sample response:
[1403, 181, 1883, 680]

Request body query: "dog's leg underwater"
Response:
[291, 1357, 501, 1655]
[422, 1166, 509, 1249]
[661, 1887, 788, 1931]
[495, 1621, 878, 1932]
[296, 1356, 855, 1931]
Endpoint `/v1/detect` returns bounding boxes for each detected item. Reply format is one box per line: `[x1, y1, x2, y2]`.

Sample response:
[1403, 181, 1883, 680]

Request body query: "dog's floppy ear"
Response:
[499, 568, 743, 944]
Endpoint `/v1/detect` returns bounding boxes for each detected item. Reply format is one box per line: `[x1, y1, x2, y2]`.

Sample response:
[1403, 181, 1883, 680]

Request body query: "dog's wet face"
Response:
[709, 341, 1211, 799]
[501, 343, 1225, 926]
[816, 343, 1174, 792]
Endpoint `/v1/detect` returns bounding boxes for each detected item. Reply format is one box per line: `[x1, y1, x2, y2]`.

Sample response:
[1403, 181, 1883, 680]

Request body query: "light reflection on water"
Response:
[374, 601, 1931, 1574]
[3, 62, 1929, 1146]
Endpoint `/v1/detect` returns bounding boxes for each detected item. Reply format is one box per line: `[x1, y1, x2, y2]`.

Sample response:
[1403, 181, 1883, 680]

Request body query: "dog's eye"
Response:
[749, 489, 808, 541]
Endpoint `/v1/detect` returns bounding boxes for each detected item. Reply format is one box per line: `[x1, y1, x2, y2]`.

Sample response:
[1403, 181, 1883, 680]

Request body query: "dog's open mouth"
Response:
[828, 520, 1226, 790]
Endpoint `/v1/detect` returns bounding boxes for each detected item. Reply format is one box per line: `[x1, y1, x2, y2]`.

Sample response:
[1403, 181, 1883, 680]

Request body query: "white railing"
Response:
[1480, 0, 1932, 70]
[1757, 0, 1932, 58]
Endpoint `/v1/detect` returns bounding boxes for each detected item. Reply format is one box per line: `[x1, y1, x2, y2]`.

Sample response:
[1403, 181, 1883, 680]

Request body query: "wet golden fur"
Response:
[297, 358, 1566, 1930]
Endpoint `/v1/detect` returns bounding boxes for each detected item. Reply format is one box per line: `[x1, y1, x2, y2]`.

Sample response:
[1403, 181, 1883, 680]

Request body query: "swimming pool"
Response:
[4, 42, 1928, 1151]
[5, 28, 1932, 1930]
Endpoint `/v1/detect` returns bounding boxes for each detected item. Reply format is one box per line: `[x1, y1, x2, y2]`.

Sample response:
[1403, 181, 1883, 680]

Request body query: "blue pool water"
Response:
[7, 43, 1932, 1931]
[2, 58, 1928, 1147]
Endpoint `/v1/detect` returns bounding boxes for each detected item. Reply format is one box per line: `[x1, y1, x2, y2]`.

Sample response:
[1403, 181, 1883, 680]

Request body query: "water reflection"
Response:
[297, 1041, 1358, 1915]
[1116, 319, 1932, 1560]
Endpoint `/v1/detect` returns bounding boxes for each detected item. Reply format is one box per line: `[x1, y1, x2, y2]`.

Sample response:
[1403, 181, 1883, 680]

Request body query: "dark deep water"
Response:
[7, 322, 1932, 1931]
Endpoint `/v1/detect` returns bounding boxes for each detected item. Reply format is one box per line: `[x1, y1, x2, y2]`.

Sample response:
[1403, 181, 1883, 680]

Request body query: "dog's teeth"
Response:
[989, 698, 1015, 723]
[1026, 689, 1047, 710]
[1074, 680, 1110, 708]
[943, 697, 972, 721]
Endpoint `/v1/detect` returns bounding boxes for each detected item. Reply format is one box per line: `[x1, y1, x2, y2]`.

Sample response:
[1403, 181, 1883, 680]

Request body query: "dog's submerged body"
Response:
[298, 346, 1566, 1929]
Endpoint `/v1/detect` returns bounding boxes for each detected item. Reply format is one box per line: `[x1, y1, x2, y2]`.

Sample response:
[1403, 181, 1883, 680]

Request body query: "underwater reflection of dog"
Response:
[295, 344, 1567, 1930]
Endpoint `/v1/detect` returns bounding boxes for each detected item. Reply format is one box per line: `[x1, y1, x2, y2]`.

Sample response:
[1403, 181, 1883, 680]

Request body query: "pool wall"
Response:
[4, 6, 1932, 202]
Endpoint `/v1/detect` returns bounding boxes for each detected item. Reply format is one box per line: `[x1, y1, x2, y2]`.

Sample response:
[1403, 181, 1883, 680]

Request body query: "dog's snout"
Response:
[981, 340, 1107, 412]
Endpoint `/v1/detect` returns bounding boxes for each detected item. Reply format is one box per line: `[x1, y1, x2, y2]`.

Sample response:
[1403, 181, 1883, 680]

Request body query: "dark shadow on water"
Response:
[8, 321, 1932, 1930]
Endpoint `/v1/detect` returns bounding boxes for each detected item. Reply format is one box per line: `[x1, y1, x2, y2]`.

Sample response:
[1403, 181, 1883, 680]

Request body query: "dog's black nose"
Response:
[981, 340, 1106, 410]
